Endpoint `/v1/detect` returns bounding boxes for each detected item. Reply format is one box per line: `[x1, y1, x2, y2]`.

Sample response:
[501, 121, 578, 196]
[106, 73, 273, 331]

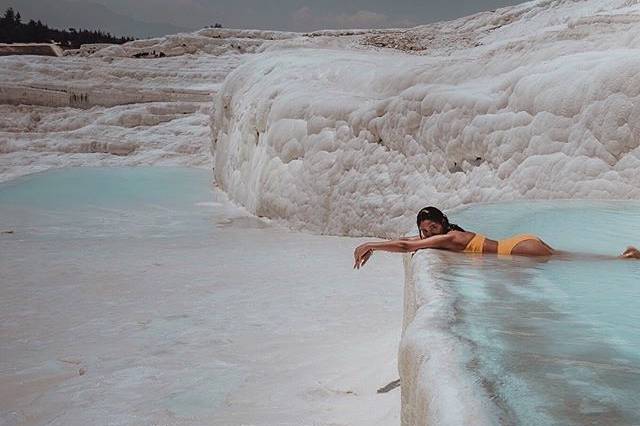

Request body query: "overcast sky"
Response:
[3, 0, 528, 36]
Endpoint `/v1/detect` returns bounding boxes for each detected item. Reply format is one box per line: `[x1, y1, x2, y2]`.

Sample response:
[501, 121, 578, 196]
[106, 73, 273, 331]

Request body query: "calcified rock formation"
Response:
[211, 0, 640, 237]
[0, 30, 281, 180]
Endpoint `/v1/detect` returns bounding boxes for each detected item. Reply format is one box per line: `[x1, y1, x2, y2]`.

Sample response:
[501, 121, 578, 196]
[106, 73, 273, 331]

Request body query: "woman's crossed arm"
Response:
[353, 233, 457, 269]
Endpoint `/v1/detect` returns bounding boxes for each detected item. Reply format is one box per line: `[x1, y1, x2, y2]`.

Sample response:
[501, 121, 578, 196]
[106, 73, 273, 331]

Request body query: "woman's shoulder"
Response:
[449, 230, 476, 237]
[447, 230, 477, 244]
[442, 230, 476, 250]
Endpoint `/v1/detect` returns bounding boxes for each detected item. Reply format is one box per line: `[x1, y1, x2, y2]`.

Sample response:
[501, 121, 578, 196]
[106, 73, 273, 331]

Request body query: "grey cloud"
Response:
[2, 0, 526, 36]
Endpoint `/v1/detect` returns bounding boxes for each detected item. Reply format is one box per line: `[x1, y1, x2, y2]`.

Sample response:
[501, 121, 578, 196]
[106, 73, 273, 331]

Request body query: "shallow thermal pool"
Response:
[433, 201, 640, 425]
[0, 167, 402, 426]
[0, 166, 223, 241]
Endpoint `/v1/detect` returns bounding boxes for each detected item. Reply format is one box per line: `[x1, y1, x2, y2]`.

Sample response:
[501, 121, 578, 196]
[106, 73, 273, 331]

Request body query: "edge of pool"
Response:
[398, 250, 500, 426]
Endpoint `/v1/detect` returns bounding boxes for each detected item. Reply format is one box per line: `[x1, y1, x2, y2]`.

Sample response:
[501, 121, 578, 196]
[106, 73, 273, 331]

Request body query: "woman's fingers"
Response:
[354, 244, 373, 269]
[361, 250, 372, 266]
[354, 245, 366, 269]
[354, 250, 361, 269]
[354, 246, 362, 268]
[357, 250, 372, 269]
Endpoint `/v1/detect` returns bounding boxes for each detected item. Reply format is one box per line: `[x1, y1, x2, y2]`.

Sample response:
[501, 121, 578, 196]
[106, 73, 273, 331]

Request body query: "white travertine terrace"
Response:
[400, 251, 498, 426]
[3, 2, 640, 424]
[0, 29, 367, 181]
[212, 0, 640, 237]
[0, 30, 280, 180]
[206, 3, 640, 423]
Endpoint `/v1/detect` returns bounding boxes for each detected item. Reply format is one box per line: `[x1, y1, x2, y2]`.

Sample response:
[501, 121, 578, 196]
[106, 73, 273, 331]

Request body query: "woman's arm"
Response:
[354, 233, 455, 269]
[398, 235, 421, 241]
[402, 233, 457, 251]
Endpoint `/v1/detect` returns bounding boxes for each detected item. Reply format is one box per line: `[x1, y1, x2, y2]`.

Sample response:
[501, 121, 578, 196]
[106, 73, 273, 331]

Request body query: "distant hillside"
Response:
[0, 0, 192, 38]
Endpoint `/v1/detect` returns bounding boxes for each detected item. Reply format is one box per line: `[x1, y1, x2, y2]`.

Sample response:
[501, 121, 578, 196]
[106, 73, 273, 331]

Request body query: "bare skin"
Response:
[353, 219, 640, 269]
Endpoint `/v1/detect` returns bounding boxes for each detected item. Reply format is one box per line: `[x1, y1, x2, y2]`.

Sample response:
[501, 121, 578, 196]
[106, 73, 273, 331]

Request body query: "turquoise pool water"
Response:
[0, 167, 217, 240]
[0, 167, 274, 424]
[1, 167, 404, 425]
[444, 201, 640, 425]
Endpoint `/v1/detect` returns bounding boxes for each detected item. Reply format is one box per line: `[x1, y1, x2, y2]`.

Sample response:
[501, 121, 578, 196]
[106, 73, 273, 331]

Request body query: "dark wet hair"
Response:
[416, 206, 465, 237]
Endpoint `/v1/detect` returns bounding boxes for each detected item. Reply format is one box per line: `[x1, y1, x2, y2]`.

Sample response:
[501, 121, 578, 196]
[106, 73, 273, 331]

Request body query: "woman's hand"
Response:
[354, 243, 374, 269]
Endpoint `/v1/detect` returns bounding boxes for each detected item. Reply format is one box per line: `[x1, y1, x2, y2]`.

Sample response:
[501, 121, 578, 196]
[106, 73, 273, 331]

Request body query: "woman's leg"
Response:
[540, 239, 556, 254]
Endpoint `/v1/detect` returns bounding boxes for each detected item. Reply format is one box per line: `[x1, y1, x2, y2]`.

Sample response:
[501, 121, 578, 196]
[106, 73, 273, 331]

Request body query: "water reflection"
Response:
[439, 242, 640, 425]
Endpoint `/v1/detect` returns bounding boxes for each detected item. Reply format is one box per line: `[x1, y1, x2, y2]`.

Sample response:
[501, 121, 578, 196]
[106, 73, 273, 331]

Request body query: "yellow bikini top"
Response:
[463, 233, 486, 253]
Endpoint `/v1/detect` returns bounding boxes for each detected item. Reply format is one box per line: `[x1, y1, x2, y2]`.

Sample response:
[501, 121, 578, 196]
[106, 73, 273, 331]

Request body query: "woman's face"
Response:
[419, 219, 445, 238]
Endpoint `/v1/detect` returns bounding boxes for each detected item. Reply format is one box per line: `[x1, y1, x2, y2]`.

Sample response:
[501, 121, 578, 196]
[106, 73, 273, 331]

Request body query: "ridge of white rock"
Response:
[0, 30, 281, 180]
[211, 0, 640, 237]
[399, 251, 500, 426]
[65, 28, 300, 59]
[0, 43, 63, 57]
[0, 29, 365, 181]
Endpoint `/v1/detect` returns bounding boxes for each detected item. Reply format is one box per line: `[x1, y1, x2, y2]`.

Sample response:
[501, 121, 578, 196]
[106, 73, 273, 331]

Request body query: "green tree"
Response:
[3, 7, 15, 23]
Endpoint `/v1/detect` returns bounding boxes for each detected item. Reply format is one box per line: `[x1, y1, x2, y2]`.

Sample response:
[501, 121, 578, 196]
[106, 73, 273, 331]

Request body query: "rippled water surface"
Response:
[445, 201, 640, 425]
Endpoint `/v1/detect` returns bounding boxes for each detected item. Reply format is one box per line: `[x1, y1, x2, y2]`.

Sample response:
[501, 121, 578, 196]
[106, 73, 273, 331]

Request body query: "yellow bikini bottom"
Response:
[497, 234, 541, 255]
[463, 233, 541, 255]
